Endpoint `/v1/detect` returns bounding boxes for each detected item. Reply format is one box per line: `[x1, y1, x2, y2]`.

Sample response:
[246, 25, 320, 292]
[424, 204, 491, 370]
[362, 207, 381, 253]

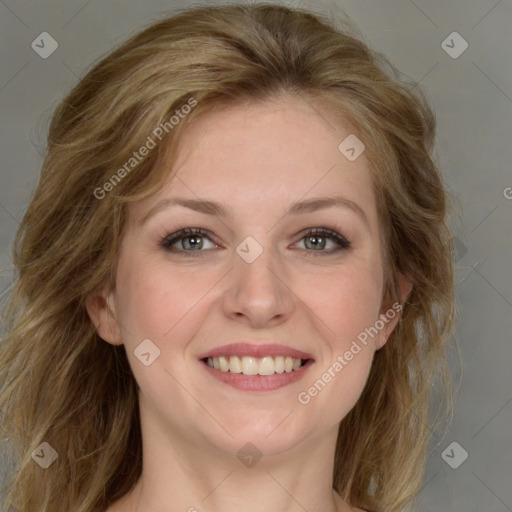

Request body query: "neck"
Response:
[109, 398, 354, 512]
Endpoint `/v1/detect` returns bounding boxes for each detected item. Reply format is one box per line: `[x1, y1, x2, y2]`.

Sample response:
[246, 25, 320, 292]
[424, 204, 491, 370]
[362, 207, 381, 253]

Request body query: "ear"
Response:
[374, 272, 412, 350]
[85, 286, 123, 346]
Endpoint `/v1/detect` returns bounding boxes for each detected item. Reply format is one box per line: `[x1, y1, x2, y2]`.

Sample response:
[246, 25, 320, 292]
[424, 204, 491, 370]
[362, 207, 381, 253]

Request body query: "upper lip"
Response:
[198, 342, 314, 360]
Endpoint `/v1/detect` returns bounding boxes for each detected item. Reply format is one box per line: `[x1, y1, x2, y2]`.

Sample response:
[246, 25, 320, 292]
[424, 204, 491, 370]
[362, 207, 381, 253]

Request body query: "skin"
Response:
[87, 93, 411, 512]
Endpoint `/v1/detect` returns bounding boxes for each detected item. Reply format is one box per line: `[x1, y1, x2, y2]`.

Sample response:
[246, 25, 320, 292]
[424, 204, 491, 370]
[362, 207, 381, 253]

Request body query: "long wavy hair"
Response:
[0, 4, 457, 511]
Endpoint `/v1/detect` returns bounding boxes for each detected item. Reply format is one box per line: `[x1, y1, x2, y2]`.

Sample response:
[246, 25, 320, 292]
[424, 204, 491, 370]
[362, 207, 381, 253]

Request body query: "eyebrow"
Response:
[140, 195, 369, 229]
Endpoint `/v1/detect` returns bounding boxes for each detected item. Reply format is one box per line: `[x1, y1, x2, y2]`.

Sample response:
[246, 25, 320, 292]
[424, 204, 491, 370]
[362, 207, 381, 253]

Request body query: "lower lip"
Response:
[200, 359, 314, 391]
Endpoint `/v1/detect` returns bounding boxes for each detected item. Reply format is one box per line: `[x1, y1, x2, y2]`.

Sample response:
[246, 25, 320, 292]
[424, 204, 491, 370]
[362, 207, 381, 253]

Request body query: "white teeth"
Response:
[206, 355, 306, 375]
[229, 355, 242, 373]
[218, 356, 229, 372]
[241, 356, 258, 375]
[258, 356, 275, 376]
[274, 355, 285, 373]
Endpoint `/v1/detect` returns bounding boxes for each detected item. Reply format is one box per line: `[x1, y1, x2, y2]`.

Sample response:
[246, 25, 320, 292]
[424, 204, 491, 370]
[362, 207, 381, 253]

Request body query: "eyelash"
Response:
[159, 226, 351, 258]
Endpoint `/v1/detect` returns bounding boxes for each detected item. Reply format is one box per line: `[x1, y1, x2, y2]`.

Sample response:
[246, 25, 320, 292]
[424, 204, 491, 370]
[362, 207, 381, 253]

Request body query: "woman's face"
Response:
[89, 94, 406, 460]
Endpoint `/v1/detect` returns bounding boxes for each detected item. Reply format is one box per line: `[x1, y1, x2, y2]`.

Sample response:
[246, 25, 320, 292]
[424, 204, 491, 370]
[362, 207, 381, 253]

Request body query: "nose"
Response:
[221, 239, 295, 329]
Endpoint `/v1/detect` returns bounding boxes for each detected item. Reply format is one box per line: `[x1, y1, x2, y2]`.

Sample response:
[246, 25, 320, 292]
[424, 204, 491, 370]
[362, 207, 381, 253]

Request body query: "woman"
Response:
[0, 4, 456, 511]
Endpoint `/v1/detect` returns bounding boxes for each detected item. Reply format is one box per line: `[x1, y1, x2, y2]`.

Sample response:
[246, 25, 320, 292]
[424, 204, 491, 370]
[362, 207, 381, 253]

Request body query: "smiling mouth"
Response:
[201, 355, 309, 376]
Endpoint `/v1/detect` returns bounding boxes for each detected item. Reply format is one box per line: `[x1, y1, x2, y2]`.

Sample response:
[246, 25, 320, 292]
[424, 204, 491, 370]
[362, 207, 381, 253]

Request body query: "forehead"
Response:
[130, 95, 379, 233]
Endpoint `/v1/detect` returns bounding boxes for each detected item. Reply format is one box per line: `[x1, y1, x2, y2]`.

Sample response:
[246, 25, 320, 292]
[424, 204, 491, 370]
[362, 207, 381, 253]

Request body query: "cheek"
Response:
[113, 256, 213, 399]
[294, 263, 381, 410]
[114, 252, 218, 342]
[296, 259, 383, 344]
[298, 314, 377, 423]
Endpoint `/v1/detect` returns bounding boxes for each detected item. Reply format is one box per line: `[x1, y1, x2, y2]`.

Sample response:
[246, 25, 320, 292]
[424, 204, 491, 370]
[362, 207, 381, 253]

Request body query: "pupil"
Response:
[308, 235, 325, 250]
[185, 236, 202, 249]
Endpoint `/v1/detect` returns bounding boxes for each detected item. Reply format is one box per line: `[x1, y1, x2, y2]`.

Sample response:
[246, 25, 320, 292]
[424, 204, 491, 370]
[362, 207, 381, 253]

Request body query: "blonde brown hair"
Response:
[0, 4, 457, 511]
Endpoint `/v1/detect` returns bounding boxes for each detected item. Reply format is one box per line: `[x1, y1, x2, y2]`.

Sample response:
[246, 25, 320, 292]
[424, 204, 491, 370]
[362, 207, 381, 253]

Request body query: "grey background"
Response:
[1, 0, 511, 511]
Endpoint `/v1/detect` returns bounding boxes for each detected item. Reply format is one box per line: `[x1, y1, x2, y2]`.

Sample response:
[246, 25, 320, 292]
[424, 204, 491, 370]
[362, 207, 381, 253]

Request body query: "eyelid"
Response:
[159, 227, 220, 250]
[294, 227, 351, 249]
[159, 225, 351, 256]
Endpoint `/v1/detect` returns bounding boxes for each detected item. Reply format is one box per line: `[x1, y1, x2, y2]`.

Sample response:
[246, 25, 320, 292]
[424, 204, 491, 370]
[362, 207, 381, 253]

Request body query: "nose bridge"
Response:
[223, 234, 294, 324]
[234, 234, 283, 295]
